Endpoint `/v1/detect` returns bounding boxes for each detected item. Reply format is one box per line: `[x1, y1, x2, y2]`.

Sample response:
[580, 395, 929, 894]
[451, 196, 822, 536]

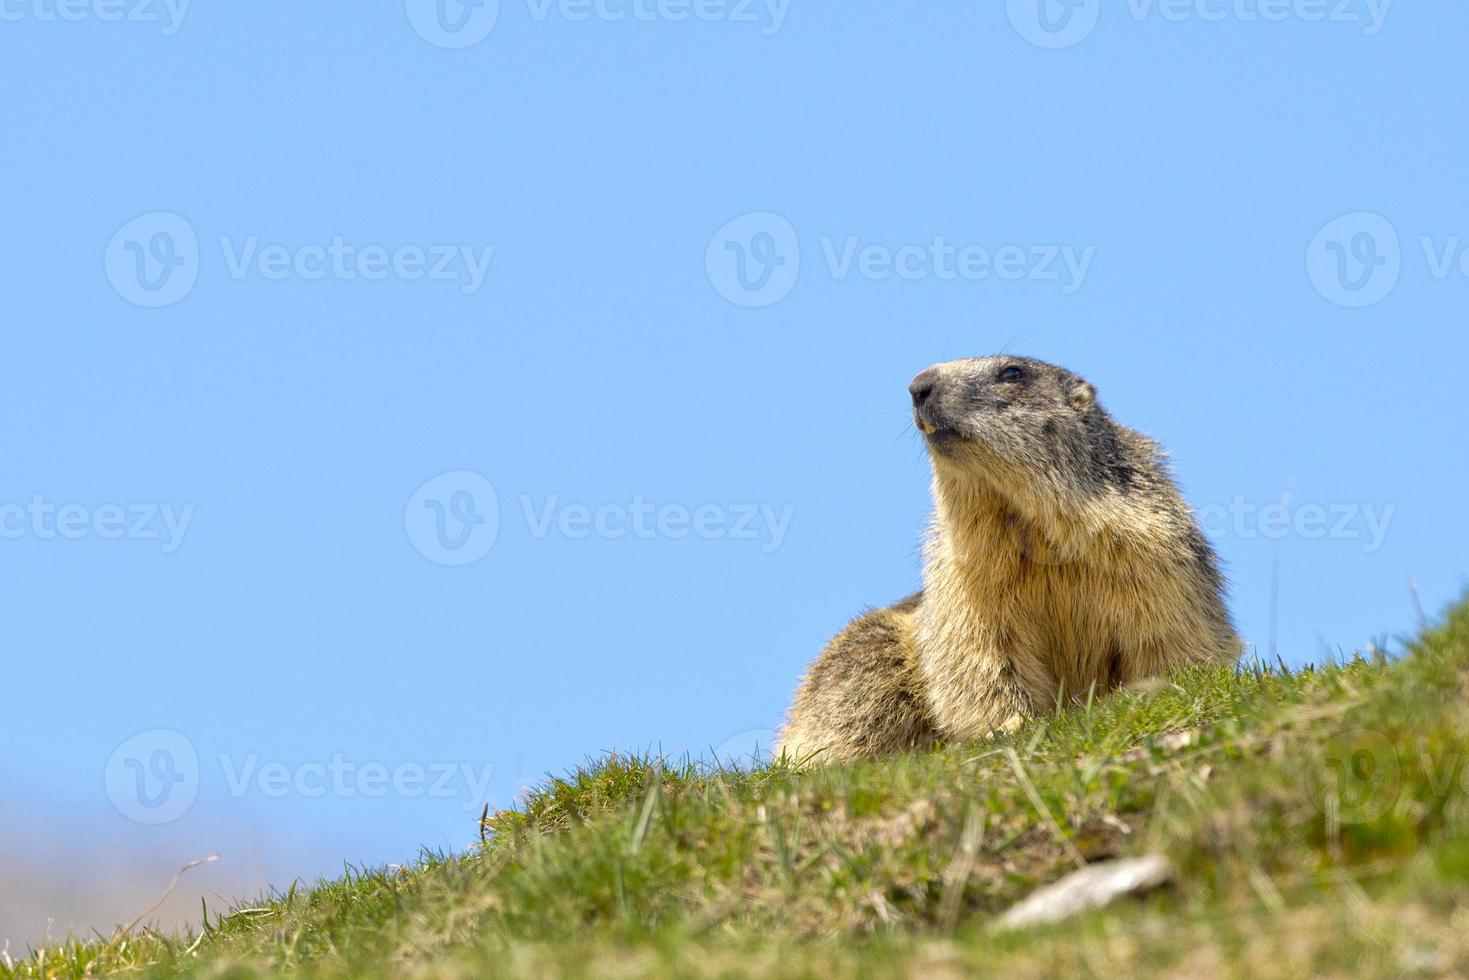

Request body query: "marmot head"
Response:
[910, 356, 1116, 502]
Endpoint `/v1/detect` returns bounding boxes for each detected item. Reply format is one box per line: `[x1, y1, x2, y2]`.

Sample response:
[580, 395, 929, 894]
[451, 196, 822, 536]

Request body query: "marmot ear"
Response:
[1068, 381, 1096, 411]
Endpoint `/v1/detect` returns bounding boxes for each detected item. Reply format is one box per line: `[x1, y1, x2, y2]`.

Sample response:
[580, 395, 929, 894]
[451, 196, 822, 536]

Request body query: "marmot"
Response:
[777, 356, 1240, 763]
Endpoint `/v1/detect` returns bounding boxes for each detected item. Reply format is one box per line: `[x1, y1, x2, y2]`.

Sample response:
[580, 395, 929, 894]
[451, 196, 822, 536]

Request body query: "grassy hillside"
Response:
[12, 598, 1469, 979]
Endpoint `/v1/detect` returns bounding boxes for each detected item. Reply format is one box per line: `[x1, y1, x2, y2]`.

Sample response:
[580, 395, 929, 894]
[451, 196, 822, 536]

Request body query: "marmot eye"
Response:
[999, 365, 1025, 382]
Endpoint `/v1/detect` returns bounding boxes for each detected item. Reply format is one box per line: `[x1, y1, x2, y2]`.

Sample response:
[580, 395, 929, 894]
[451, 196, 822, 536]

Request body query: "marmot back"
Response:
[777, 356, 1239, 764]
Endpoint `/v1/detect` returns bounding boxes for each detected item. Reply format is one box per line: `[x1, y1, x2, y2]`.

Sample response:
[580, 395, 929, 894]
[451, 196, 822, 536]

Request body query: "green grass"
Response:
[12, 598, 1469, 978]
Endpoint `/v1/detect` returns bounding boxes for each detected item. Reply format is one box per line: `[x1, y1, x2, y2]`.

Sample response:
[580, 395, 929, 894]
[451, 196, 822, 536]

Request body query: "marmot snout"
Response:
[777, 356, 1240, 763]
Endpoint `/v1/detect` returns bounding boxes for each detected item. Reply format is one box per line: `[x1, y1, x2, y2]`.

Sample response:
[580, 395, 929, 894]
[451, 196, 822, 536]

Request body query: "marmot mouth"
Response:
[915, 410, 959, 436]
[921, 425, 967, 454]
[915, 407, 968, 452]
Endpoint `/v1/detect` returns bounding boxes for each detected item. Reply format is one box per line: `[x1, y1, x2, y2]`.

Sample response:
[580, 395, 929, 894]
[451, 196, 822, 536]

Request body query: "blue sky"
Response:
[3, 0, 1466, 945]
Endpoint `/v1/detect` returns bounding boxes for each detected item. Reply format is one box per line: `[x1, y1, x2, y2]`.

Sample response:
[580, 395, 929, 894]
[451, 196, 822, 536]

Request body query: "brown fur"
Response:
[777, 356, 1240, 763]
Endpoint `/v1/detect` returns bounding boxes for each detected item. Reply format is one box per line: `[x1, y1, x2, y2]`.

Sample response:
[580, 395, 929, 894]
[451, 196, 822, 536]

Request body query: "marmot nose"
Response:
[910, 368, 942, 409]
